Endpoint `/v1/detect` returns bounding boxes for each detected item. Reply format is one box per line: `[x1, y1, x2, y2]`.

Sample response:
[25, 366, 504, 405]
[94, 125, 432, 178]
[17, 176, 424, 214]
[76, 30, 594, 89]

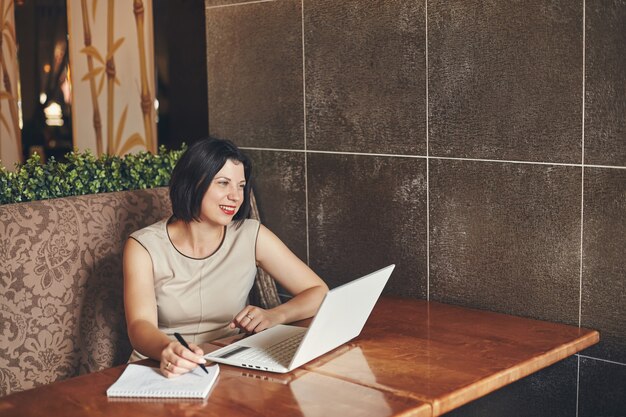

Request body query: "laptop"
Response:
[204, 264, 395, 373]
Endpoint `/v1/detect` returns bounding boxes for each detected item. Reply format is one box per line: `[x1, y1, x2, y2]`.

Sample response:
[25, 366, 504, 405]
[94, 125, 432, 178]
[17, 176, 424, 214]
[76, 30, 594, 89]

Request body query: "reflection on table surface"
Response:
[304, 297, 599, 416]
[0, 296, 597, 417]
[0, 351, 428, 417]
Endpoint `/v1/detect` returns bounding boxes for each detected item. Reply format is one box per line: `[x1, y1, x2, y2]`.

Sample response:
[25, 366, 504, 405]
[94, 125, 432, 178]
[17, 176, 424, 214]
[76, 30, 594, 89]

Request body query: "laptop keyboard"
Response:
[235, 332, 305, 366]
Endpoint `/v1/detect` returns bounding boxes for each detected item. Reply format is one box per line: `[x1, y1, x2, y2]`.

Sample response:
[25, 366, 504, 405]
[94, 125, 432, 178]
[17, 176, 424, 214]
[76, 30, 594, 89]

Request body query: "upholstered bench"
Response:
[0, 187, 278, 396]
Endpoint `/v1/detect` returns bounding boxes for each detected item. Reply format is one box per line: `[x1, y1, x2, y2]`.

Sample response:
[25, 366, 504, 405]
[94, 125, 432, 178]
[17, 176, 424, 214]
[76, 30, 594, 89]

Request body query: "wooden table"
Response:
[0, 297, 598, 417]
[303, 297, 599, 416]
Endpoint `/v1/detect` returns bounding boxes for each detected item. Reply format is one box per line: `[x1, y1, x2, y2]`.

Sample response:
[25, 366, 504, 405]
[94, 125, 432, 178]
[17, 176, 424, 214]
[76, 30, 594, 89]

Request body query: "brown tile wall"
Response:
[205, 0, 626, 415]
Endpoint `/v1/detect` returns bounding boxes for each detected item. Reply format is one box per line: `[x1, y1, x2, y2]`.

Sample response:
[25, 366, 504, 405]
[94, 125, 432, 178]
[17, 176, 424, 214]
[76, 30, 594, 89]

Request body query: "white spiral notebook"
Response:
[106, 364, 220, 399]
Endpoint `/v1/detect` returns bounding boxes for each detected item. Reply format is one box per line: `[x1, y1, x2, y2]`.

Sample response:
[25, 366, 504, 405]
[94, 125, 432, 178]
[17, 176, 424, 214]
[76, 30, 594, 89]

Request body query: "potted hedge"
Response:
[0, 145, 185, 205]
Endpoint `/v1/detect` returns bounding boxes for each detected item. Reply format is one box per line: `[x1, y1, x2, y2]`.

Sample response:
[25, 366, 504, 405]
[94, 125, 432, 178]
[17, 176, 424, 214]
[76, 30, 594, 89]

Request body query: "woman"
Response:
[123, 138, 328, 377]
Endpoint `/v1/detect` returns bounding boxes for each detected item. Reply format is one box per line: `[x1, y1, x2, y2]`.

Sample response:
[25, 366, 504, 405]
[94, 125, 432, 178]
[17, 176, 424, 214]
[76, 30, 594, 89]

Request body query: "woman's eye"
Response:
[218, 181, 228, 186]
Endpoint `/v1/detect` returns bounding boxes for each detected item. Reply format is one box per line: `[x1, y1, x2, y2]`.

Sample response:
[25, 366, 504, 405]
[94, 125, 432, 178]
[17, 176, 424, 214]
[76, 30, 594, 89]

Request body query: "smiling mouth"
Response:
[219, 205, 236, 215]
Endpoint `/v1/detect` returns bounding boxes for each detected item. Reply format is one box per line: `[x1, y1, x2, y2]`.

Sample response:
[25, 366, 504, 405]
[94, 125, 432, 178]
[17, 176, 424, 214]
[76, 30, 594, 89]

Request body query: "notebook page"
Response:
[106, 364, 219, 398]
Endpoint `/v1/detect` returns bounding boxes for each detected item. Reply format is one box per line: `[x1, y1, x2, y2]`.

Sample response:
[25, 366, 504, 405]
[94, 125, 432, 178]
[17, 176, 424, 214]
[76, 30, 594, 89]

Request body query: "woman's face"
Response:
[199, 159, 246, 226]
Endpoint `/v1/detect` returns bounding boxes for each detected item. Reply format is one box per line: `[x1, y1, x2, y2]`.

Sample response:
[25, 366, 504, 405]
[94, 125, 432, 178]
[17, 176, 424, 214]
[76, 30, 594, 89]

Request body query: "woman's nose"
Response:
[228, 185, 241, 201]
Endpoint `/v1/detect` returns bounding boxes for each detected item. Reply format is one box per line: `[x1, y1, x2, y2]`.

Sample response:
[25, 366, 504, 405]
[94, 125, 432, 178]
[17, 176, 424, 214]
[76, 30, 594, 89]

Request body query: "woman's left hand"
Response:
[229, 306, 283, 334]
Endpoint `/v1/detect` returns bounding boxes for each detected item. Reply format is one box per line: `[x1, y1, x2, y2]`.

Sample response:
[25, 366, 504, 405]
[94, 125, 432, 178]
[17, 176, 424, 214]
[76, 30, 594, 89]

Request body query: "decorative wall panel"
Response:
[0, 0, 21, 169]
[67, 0, 156, 156]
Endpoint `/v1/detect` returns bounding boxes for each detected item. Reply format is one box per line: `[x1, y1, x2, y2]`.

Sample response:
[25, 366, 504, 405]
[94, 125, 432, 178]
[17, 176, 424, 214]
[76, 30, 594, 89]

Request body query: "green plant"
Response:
[0, 145, 186, 205]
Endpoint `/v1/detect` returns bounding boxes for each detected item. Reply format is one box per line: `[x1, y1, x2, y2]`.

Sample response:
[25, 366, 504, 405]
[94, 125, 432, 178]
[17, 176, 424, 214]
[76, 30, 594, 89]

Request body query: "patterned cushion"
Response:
[0, 188, 171, 396]
[0, 187, 280, 396]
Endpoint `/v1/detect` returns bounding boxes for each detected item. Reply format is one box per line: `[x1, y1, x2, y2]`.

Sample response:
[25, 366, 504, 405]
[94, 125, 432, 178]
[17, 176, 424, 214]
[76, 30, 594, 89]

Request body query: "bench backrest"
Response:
[0, 187, 279, 396]
[0, 188, 172, 395]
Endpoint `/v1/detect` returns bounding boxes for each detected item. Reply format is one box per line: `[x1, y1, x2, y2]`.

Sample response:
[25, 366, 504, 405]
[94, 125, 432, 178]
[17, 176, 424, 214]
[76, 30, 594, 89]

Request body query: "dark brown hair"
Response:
[169, 137, 252, 225]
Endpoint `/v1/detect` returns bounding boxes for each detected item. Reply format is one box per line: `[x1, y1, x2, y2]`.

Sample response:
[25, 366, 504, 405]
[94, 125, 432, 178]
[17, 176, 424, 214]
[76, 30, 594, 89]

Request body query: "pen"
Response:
[174, 332, 208, 374]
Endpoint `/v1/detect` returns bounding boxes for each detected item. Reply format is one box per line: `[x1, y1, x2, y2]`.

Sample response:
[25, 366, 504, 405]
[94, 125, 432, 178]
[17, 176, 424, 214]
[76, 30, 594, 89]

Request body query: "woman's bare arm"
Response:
[230, 225, 328, 333]
[123, 238, 205, 377]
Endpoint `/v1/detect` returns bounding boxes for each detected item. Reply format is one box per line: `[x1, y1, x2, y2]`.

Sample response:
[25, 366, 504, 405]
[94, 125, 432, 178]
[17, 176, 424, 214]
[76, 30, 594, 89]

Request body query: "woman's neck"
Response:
[168, 219, 225, 259]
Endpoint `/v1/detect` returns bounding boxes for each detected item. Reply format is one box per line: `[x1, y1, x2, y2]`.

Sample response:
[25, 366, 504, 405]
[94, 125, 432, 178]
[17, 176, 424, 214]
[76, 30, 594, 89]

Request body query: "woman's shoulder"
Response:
[236, 217, 260, 230]
[130, 218, 168, 241]
[227, 218, 260, 238]
[232, 217, 260, 227]
[243, 218, 260, 228]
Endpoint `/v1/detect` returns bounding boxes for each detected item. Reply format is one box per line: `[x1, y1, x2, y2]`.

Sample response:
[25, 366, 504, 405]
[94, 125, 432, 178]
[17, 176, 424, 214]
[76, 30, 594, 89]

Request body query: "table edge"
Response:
[430, 329, 600, 416]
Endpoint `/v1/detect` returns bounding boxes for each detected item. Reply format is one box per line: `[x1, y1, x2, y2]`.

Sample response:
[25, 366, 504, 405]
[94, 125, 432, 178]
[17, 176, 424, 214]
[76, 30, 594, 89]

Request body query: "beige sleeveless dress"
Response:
[127, 217, 260, 361]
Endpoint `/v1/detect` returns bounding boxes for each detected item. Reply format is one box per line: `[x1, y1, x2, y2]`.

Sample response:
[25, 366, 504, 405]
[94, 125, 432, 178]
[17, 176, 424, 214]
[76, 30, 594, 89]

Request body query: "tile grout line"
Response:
[575, 355, 581, 417]
[579, 0, 586, 330]
[576, 4, 585, 415]
[577, 354, 626, 367]
[301, 0, 310, 266]
[206, 0, 277, 10]
[425, 0, 430, 301]
[240, 147, 626, 170]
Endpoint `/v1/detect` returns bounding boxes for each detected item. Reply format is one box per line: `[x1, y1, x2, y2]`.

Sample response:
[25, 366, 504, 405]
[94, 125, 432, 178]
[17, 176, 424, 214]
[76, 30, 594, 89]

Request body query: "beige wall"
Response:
[67, 0, 156, 156]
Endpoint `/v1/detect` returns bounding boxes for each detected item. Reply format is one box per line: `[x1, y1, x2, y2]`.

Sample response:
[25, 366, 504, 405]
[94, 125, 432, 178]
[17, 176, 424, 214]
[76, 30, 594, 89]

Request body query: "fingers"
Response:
[231, 307, 271, 333]
[178, 343, 207, 365]
[189, 343, 204, 357]
[232, 307, 257, 333]
[161, 341, 207, 378]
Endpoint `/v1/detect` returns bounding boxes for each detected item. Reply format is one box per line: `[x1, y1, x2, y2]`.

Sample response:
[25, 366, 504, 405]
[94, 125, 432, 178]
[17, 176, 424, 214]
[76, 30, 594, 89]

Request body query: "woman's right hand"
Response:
[160, 341, 207, 378]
